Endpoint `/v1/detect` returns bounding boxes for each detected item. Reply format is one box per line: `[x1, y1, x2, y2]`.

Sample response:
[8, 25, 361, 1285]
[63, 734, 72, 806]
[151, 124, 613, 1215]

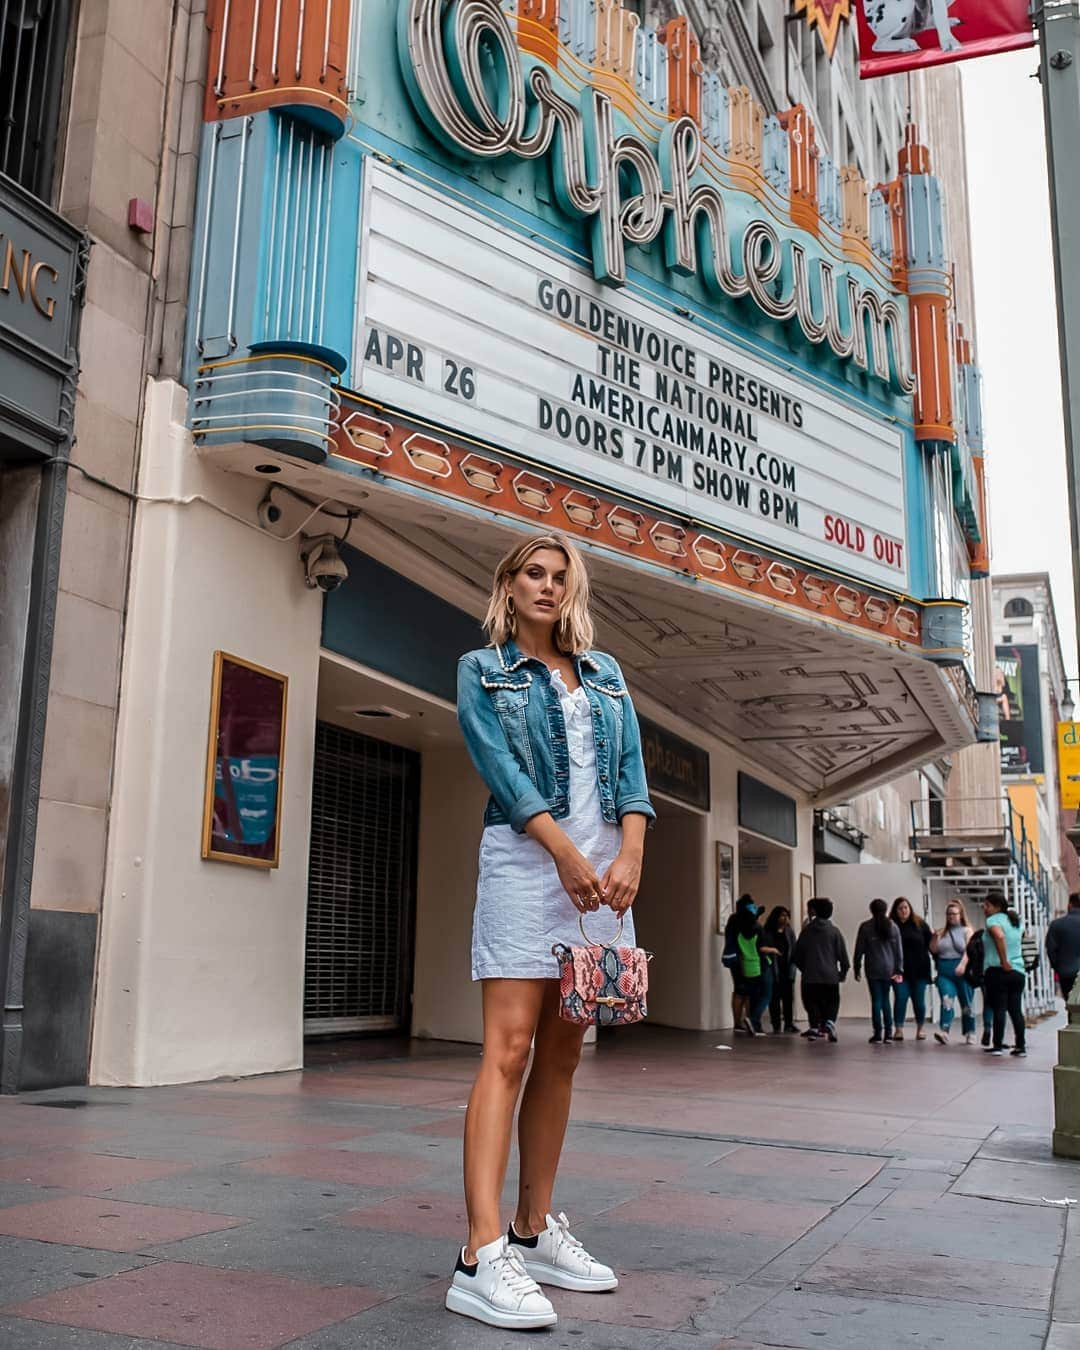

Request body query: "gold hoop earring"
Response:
[506, 595, 515, 616]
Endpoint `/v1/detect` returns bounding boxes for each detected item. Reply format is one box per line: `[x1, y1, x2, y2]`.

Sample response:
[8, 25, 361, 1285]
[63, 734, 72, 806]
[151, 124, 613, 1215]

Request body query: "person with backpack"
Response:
[930, 899, 975, 1045]
[961, 922, 997, 1047]
[854, 899, 904, 1043]
[723, 894, 758, 1033]
[793, 897, 850, 1042]
[730, 899, 778, 1036]
[981, 891, 1027, 1058]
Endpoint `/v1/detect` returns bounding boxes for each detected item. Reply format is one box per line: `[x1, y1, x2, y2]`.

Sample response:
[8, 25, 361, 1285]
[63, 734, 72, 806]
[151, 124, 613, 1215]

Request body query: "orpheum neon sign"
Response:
[398, 0, 916, 395]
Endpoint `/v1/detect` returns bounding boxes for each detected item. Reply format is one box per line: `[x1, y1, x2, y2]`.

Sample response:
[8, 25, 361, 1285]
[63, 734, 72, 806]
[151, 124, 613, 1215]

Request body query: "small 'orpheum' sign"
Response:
[639, 716, 710, 811]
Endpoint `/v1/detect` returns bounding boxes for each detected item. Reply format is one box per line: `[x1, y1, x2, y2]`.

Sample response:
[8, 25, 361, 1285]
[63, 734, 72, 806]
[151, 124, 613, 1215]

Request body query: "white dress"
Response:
[471, 669, 635, 980]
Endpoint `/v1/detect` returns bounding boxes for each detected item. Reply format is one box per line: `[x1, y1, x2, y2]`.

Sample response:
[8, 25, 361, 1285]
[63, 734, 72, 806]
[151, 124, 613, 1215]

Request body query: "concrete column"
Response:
[1053, 981, 1080, 1158]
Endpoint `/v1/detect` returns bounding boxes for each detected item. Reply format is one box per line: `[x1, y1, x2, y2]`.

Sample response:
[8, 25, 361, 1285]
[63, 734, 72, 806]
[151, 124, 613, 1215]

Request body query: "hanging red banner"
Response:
[857, 0, 1033, 78]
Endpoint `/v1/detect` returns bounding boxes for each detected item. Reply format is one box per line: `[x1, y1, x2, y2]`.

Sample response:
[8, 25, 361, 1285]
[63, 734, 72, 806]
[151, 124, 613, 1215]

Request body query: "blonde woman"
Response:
[448, 533, 654, 1330]
[931, 898, 975, 1045]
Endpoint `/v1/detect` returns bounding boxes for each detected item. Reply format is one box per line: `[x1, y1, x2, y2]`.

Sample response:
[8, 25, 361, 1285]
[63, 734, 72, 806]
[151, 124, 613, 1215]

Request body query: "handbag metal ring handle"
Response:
[579, 912, 624, 945]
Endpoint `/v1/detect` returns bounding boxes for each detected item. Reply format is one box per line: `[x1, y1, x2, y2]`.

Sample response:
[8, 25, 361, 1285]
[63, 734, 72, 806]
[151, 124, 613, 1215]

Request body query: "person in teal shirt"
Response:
[982, 892, 1026, 1058]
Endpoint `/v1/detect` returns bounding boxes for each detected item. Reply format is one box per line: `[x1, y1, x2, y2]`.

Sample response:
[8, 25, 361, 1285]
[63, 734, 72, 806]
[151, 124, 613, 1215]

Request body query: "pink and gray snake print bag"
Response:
[552, 915, 651, 1028]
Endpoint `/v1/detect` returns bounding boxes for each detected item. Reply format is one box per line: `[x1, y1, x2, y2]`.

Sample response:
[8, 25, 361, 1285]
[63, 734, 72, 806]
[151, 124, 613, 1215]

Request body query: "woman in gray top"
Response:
[854, 899, 904, 1043]
[931, 899, 975, 1045]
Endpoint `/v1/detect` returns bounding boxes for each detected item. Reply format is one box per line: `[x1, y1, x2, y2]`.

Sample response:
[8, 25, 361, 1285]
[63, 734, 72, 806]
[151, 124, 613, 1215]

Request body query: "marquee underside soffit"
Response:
[345, 478, 972, 803]
[201, 447, 973, 801]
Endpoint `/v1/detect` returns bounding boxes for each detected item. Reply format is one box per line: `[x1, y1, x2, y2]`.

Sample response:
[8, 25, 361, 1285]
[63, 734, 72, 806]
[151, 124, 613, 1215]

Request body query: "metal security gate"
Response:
[304, 722, 419, 1035]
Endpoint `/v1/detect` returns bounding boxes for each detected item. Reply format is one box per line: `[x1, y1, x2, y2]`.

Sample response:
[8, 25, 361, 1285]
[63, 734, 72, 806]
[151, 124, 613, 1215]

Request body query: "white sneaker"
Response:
[509, 1213, 619, 1292]
[445, 1237, 557, 1329]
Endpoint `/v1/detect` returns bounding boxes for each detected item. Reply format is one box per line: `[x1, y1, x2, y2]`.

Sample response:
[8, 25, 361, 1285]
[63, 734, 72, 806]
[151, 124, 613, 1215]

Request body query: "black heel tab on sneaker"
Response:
[454, 1248, 479, 1276]
[507, 1222, 540, 1249]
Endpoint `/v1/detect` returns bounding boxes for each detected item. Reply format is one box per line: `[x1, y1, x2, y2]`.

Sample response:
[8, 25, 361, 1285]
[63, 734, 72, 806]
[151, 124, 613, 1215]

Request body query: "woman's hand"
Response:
[600, 848, 642, 914]
[553, 844, 605, 913]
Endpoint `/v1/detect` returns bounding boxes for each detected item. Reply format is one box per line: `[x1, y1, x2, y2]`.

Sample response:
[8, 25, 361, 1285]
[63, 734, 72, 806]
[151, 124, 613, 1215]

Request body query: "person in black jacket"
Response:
[889, 897, 932, 1041]
[764, 906, 798, 1034]
[1047, 893, 1080, 1002]
[854, 899, 904, 1044]
[793, 897, 850, 1042]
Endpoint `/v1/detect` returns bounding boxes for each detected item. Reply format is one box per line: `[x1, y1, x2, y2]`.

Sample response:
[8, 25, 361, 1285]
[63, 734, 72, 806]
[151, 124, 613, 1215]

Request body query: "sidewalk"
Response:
[0, 1016, 1077, 1349]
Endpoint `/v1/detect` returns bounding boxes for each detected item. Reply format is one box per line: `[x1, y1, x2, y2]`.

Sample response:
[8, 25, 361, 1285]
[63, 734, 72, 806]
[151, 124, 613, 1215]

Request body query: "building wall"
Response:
[0, 0, 207, 1087]
[994, 575, 1070, 910]
[816, 861, 926, 1019]
[91, 381, 322, 1086]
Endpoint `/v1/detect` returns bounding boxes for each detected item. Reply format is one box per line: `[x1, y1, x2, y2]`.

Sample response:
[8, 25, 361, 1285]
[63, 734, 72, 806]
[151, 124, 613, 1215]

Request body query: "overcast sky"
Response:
[962, 50, 1078, 682]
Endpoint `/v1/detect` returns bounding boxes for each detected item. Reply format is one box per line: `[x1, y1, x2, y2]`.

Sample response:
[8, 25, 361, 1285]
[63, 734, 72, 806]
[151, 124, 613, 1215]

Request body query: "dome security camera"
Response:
[299, 534, 349, 592]
[257, 493, 283, 531]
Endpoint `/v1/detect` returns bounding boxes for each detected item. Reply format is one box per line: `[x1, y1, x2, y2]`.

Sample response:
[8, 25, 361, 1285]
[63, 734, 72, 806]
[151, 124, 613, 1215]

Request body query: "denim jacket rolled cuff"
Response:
[616, 794, 656, 824]
[508, 788, 551, 834]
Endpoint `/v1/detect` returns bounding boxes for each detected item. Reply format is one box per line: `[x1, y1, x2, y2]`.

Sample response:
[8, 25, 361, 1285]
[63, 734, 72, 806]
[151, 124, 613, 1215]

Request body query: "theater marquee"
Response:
[356, 164, 909, 590]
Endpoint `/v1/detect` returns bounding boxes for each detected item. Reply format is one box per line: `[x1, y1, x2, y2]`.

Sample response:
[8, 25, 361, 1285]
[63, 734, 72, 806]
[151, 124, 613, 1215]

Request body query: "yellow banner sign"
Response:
[1060, 722, 1080, 810]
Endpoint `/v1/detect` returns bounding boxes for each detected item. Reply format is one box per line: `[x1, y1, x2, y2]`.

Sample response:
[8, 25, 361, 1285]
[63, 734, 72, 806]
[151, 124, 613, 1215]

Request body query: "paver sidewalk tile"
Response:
[192, 1121, 376, 1145]
[740, 1287, 1046, 1348]
[0, 1236, 154, 1306]
[0, 1195, 247, 1253]
[708, 1145, 883, 1184]
[409, 1115, 465, 1138]
[0, 1150, 193, 1192]
[954, 1157, 1080, 1205]
[610, 1189, 830, 1239]
[5, 1261, 384, 1349]
[550, 1271, 724, 1331]
[801, 1241, 1054, 1310]
[850, 1203, 1064, 1266]
[557, 1149, 698, 1183]
[335, 1193, 469, 1240]
[712, 1341, 802, 1349]
[1047, 1324, 1080, 1349]
[155, 1218, 456, 1294]
[237, 1148, 433, 1187]
[0, 1316, 168, 1348]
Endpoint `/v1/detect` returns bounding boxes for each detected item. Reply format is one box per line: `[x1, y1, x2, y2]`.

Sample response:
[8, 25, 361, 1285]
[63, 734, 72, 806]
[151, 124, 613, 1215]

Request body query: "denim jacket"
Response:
[457, 640, 655, 833]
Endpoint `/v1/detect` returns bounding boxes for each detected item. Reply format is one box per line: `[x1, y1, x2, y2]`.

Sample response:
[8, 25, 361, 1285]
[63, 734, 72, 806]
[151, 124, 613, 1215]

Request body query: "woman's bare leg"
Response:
[514, 981, 588, 1236]
[463, 979, 547, 1260]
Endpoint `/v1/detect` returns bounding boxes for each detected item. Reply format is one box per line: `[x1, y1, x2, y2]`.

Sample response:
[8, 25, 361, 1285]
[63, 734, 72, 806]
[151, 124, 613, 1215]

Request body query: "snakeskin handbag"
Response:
[552, 914, 651, 1028]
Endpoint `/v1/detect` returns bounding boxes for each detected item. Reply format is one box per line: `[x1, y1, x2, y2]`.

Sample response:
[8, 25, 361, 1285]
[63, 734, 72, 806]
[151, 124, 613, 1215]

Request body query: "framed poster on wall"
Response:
[201, 652, 288, 868]
[714, 841, 735, 934]
[800, 873, 814, 926]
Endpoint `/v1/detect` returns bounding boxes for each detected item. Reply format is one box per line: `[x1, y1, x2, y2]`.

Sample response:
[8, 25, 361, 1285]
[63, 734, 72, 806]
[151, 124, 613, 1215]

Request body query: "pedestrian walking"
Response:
[723, 895, 759, 1033]
[981, 891, 1027, 1059]
[793, 896, 850, 1042]
[962, 923, 998, 1047]
[731, 900, 777, 1036]
[1046, 892, 1080, 1003]
[451, 532, 655, 1329]
[854, 899, 904, 1043]
[889, 897, 932, 1041]
[931, 899, 976, 1045]
[764, 905, 798, 1033]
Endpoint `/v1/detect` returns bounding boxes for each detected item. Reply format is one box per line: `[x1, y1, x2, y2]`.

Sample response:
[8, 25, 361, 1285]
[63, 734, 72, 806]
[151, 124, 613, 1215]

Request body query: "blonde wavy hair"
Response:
[483, 533, 594, 655]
